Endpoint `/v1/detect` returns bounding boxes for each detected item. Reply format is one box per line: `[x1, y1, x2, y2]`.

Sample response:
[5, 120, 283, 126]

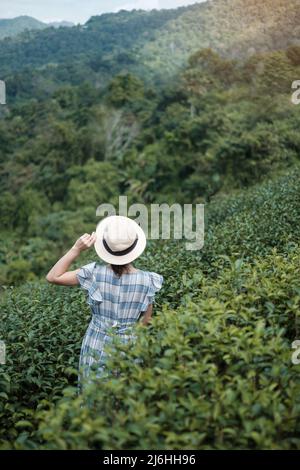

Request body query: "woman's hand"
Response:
[72, 232, 97, 253]
[46, 232, 97, 286]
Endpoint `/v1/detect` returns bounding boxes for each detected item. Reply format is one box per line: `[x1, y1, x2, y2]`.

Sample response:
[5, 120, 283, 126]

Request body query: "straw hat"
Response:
[94, 215, 146, 265]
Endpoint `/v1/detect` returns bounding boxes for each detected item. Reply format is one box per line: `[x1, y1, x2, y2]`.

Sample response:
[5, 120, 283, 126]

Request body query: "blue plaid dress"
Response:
[76, 262, 163, 388]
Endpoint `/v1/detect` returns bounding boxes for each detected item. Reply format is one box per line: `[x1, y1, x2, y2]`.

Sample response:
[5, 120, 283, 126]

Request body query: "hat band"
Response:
[102, 236, 138, 257]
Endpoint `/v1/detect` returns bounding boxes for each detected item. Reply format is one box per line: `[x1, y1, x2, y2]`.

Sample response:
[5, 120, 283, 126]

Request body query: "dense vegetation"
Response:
[1, 167, 300, 449]
[0, 8, 185, 97]
[141, 0, 300, 80]
[1, 0, 299, 99]
[0, 0, 300, 450]
[1, 43, 300, 285]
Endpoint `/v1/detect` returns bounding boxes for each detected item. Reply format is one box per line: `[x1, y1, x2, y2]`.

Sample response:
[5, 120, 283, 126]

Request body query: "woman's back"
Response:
[77, 262, 163, 323]
[77, 262, 163, 384]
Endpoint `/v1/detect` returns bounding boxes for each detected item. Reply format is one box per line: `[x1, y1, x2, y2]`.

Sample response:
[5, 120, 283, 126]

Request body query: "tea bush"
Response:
[1, 166, 300, 449]
[13, 245, 300, 450]
[0, 284, 89, 445]
[139, 166, 300, 308]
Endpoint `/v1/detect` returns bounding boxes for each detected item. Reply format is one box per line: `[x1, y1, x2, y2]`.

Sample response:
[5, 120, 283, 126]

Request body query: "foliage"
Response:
[1, 1, 299, 98]
[1, 0, 300, 451]
[0, 283, 89, 446]
[1, 242, 300, 449]
[140, 0, 300, 83]
[1, 166, 300, 448]
[30, 246, 300, 450]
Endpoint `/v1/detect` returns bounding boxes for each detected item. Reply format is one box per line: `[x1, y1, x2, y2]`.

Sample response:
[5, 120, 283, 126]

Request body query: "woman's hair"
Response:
[110, 264, 130, 277]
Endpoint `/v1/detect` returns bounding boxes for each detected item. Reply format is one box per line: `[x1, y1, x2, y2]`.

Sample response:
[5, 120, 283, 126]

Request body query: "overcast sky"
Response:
[0, 1, 206, 24]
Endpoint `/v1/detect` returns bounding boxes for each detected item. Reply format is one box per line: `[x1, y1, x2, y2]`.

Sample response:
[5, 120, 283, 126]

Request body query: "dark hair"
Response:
[110, 264, 130, 277]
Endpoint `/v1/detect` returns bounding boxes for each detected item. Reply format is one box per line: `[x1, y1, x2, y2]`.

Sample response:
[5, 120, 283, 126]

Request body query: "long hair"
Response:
[110, 263, 130, 277]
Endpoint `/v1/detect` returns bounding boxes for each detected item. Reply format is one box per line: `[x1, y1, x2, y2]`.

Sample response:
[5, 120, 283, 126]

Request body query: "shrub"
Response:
[1, 166, 300, 449]
[12, 246, 300, 450]
[0, 283, 89, 446]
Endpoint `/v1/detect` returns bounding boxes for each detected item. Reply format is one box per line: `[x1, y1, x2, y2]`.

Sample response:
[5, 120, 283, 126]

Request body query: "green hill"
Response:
[1, 0, 300, 93]
[0, 16, 75, 40]
[0, 8, 185, 77]
[0, 16, 47, 39]
[141, 0, 300, 81]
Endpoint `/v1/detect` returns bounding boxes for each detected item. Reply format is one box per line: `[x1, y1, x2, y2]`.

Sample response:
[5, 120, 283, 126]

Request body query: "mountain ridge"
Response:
[0, 1, 299, 95]
[0, 15, 74, 40]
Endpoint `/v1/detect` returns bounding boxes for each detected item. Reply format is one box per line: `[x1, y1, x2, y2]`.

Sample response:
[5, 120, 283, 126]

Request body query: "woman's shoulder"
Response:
[138, 269, 164, 288]
[78, 261, 106, 278]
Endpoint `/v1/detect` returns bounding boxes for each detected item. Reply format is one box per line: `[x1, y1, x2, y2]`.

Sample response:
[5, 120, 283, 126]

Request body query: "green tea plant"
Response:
[10, 245, 300, 450]
[1, 166, 300, 449]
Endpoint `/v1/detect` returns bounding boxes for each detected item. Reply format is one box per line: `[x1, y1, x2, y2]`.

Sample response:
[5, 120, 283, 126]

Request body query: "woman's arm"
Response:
[46, 232, 96, 286]
[140, 304, 153, 325]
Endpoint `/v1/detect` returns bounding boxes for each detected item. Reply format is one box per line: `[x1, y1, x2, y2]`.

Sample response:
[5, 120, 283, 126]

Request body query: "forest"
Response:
[0, 0, 300, 450]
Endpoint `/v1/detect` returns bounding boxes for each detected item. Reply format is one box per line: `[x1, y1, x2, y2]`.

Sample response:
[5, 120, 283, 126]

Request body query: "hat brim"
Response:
[94, 216, 147, 265]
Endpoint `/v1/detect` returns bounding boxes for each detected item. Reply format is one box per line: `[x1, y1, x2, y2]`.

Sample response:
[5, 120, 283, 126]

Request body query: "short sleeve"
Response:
[141, 271, 164, 312]
[76, 262, 103, 304]
[76, 262, 96, 291]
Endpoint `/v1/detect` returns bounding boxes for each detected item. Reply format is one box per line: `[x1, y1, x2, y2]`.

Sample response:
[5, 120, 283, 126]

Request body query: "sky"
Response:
[0, 0, 206, 24]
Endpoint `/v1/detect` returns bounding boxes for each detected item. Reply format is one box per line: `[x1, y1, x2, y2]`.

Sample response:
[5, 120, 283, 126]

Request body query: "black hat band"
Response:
[102, 236, 138, 256]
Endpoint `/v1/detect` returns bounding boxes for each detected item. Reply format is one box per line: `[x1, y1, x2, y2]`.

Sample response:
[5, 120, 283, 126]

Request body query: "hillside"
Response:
[0, 16, 47, 39]
[0, 16, 75, 40]
[1, 165, 300, 449]
[0, 41, 299, 284]
[1, 0, 300, 95]
[140, 0, 300, 81]
[0, 8, 185, 77]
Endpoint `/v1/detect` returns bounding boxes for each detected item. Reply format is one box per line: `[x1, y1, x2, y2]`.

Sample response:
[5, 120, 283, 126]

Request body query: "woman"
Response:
[46, 215, 163, 389]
